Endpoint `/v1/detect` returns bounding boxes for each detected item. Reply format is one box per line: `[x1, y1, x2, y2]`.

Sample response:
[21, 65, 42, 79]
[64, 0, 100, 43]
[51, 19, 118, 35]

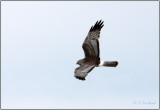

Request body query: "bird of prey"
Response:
[74, 20, 118, 80]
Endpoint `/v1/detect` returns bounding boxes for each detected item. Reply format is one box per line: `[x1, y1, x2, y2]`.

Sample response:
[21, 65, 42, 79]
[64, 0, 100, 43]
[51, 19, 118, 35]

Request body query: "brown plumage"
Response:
[74, 20, 118, 80]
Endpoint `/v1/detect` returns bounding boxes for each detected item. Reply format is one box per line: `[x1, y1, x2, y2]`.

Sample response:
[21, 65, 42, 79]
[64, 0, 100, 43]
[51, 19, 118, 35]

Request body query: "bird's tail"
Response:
[99, 61, 118, 67]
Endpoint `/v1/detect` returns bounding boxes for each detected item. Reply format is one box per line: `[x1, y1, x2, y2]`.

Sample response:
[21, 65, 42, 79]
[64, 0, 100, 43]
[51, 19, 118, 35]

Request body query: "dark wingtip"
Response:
[75, 76, 86, 81]
[90, 20, 104, 31]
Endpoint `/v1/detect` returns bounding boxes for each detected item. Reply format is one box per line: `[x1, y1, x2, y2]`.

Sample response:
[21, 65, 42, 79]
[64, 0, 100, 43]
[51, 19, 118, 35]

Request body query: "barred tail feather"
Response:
[99, 61, 118, 67]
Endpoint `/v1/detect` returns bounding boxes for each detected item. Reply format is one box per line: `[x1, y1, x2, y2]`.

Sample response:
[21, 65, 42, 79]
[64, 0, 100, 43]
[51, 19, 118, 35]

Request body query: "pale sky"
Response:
[2, 1, 159, 109]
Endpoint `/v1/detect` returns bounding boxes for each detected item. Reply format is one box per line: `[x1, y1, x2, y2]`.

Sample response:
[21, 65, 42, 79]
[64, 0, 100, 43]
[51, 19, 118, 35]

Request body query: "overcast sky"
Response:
[2, 1, 159, 109]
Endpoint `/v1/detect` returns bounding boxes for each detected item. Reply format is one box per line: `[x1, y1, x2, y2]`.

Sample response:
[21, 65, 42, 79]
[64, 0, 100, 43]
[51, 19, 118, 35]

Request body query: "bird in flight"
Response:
[74, 20, 118, 80]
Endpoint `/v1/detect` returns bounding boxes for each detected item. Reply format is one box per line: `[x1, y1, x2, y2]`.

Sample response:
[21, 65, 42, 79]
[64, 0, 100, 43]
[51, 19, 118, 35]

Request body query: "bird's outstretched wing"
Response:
[74, 64, 95, 80]
[82, 20, 104, 58]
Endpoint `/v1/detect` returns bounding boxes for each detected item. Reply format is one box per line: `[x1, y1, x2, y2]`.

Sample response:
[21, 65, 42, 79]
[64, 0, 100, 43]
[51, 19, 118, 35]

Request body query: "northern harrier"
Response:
[74, 20, 118, 80]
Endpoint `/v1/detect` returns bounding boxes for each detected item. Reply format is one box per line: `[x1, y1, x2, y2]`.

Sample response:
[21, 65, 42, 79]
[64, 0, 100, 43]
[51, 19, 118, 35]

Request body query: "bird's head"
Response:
[76, 59, 84, 66]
